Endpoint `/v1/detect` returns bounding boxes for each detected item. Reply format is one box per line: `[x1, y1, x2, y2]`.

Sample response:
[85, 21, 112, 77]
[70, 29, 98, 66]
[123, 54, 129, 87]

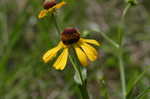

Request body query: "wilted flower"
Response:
[43, 28, 100, 70]
[38, 0, 66, 19]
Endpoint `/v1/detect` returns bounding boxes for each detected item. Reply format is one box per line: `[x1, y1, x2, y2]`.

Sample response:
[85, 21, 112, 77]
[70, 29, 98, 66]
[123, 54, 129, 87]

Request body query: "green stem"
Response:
[78, 81, 89, 99]
[118, 51, 126, 99]
[99, 31, 119, 48]
[69, 55, 89, 99]
[118, 25, 126, 99]
[122, 4, 131, 22]
[118, 3, 131, 99]
[52, 13, 61, 35]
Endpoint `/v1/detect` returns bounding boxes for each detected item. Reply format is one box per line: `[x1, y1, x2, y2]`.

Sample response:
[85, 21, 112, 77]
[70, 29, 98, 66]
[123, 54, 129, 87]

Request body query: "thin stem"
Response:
[99, 31, 119, 48]
[69, 55, 89, 99]
[118, 51, 126, 99]
[52, 13, 61, 35]
[118, 3, 131, 99]
[122, 4, 131, 22]
[119, 3, 131, 45]
[78, 81, 89, 99]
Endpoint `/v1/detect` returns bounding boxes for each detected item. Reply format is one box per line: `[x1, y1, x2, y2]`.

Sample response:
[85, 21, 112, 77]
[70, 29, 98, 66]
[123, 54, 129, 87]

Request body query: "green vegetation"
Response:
[0, 0, 150, 99]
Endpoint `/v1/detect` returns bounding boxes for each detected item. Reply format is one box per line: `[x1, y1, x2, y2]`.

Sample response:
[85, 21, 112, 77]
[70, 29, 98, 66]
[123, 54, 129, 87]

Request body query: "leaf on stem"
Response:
[74, 69, 87, 85]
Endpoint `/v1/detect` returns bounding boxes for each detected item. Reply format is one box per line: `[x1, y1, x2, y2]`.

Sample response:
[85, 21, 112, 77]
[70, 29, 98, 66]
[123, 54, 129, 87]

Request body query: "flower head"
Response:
[43, 28, 100, 70]
[38, 0, 66, 19]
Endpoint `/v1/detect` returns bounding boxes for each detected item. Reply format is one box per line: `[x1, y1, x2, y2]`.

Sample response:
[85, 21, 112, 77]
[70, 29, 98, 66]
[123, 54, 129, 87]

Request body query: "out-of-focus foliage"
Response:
[0, 0, 150, 99]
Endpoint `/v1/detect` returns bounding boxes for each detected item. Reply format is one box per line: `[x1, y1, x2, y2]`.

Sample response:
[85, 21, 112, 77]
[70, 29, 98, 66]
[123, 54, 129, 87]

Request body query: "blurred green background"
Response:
[0, 0, 150, 99]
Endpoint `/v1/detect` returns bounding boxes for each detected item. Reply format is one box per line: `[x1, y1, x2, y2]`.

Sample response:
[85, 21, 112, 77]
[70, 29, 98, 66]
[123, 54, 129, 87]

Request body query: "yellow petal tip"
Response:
[38, 10, 48, 19]
[54, 1, 67, 9]
[80, 38, 101, 46]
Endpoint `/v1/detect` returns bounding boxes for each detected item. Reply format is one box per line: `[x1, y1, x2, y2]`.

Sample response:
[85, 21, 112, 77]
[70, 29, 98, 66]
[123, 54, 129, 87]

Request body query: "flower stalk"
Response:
[118, 50, 126, 99]
[52, 14, 90, 99]
[69, 55, 89, 99]
[99, 31, 119, 48]
[118, 3, 132, 99]
[52, 13, 61, 35]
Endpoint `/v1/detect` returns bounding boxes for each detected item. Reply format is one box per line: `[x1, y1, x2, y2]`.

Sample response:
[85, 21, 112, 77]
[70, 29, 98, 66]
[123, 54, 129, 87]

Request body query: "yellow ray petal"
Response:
[38, 10, 48, 19]
[74, 45, 88, 66]
[80, 42, 98, 61]
[80, 38, 100, 46]
[42, 42, 62, 63]
[53, 48, 68, 70]
[54, 1, 66, 9]
[48, 8, 54, 12]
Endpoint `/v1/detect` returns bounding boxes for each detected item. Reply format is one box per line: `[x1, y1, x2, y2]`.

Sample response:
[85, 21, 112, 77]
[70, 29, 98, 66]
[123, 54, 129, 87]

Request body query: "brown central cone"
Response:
[61, 28, 80, 45]
[43, 0, 57, 9]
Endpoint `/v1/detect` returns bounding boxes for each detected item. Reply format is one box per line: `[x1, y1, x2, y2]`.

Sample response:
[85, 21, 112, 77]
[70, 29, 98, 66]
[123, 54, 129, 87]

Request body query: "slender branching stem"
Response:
[99, 31, 119, 48]
[118, 3, 131, 99]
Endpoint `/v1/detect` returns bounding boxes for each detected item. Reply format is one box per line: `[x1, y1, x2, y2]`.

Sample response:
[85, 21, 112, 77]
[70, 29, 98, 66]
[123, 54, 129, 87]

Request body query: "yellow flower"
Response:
[38, 0, 66, 19]
[43, 28, 100, 70]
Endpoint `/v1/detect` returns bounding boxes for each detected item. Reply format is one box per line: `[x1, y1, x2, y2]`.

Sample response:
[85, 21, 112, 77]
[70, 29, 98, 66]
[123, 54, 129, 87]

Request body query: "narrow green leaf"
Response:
[135, 87, 150, 99]
[74, 71, 82, 85]
[74, 69, 87, 85]
[126, 70, 147, 96]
